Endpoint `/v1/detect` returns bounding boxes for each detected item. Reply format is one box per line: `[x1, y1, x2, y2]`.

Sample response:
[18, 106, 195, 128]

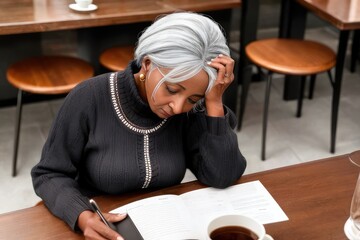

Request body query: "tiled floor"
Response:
[0, 27, 359, 214]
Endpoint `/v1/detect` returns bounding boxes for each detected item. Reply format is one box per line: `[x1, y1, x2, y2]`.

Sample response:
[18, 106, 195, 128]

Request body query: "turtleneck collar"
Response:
[114, 61, 164, 127]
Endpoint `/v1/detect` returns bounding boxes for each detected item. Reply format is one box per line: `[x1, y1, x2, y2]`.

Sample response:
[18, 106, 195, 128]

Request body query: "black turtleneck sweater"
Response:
[31, 62, 246, 230]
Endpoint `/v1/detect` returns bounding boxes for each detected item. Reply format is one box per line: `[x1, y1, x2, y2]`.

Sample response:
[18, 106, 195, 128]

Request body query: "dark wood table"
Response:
[0, 152, 358, 239]
[0, 0, 242, 35]
[278, 0, 360, 154]
[0, 0, 259, 113]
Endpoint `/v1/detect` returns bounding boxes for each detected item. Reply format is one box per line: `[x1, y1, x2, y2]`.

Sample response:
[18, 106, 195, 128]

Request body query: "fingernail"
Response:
[219, 54, 224, 57]
[207, 61, 212, 65]
[117, 236, 124, 240]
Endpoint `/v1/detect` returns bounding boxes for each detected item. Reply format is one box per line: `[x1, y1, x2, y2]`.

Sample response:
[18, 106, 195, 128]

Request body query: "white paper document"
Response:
[111, 180, 288, 240]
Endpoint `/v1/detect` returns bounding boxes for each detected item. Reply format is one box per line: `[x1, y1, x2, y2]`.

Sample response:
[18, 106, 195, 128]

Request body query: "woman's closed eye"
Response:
[166, 85, 178, 94]
[165, 84, 203, 105]
[187, 98, 199, 105]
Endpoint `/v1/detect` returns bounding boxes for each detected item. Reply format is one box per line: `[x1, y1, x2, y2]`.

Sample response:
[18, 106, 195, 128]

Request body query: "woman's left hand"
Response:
[205, 54, 235, 117]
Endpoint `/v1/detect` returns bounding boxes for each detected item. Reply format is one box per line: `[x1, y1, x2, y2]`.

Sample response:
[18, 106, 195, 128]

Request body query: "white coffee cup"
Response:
[75, 0, 93, 8]
[207, 214, 273, 240]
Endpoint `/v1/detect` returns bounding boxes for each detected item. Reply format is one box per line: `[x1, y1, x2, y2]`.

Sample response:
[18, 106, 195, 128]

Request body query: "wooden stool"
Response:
[99, 45, 134, 71]
[6, 56, 94, 176]
[242, 38, 336, 160]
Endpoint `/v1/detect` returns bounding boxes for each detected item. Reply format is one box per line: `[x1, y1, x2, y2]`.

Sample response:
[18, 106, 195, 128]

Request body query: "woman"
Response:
[31, 12, 246, 240]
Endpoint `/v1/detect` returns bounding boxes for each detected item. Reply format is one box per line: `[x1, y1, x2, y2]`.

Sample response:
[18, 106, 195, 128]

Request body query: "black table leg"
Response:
[350, 30, 360, 72]
[331, 30, 350, 153]
[279, 0, 307, 100]
[237, 0, 259, 130]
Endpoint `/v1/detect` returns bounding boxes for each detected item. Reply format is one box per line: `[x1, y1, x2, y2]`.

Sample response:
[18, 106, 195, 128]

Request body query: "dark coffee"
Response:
[210, 226, 259, 240]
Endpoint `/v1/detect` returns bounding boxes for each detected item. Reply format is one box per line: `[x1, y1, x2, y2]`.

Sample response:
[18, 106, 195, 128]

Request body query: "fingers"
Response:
[93, 221, 123, 240]
[105, 212, 127, 223]
[82, 212, 127, 240]
[99, 213, 127, 240]
[207, 54, 235, 85]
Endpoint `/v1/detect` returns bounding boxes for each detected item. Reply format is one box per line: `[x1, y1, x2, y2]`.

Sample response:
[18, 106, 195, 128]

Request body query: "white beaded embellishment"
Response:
[109, 73, 167, 188]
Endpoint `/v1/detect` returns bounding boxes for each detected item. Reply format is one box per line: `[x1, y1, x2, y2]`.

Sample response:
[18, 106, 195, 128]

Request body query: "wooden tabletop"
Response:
[0, 152, 358, 239]
[297, 0, 360, 30]
[0, 0, 241, 35]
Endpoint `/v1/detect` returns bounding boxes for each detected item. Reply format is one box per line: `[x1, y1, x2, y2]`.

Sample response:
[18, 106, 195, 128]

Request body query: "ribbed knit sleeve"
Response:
[31, 80, 95, 230]
[185, 106, 246, 188]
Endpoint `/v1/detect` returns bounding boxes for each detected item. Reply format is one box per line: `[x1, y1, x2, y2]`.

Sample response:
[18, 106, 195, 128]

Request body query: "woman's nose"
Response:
[169, 99, 185, 114]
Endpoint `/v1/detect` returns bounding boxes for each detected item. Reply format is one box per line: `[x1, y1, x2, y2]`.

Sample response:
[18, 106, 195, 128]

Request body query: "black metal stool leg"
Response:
[308, 74, 317, 99]
[12, 89, 23, 177]
[297, 76, 306, 118]
[327, 69, 334, 87]
[237, 65, 253, 131]
[261, 72, 273, 161]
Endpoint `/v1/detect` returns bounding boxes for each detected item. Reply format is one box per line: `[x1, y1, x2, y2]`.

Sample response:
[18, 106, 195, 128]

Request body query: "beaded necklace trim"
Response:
[109, 72, 167, 188]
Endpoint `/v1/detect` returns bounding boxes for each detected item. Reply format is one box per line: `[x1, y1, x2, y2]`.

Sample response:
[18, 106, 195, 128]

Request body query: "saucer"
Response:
[69, 3, 98, 12]
[344, 217, 360, 239]
[263, 234, 274, 240]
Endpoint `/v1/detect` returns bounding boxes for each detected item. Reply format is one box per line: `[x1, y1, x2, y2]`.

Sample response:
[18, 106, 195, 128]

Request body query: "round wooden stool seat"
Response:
[246, 38, 336, 75]
[7, 56, 94, 94]
[99, 45, 134, 71]
[7, 55, 94, 177]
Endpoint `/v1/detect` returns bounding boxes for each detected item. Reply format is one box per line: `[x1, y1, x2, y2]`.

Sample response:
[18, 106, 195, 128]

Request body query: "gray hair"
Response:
[134, 12, 230, 95]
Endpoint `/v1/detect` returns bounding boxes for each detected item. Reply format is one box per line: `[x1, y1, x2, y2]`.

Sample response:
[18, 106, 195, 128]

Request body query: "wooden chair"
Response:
[241, 38, 336, 160]
[99, 45, 134, 71]
[6, 56, 94, 176]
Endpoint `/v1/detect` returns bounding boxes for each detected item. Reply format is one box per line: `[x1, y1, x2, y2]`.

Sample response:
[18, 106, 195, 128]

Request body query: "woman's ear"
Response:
[142, 57, 152, 72]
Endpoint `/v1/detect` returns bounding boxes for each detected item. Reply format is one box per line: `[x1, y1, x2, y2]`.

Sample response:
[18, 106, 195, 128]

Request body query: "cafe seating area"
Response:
[0, 25, 359, 215]
[2, 0, 360, 238]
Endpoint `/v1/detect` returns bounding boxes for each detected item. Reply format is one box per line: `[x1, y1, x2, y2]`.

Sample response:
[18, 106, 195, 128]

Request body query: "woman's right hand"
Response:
[78, 210, 127, 240]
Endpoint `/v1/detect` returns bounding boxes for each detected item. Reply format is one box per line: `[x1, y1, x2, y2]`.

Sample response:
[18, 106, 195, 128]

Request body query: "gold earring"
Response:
[139, 73, 146, 82]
